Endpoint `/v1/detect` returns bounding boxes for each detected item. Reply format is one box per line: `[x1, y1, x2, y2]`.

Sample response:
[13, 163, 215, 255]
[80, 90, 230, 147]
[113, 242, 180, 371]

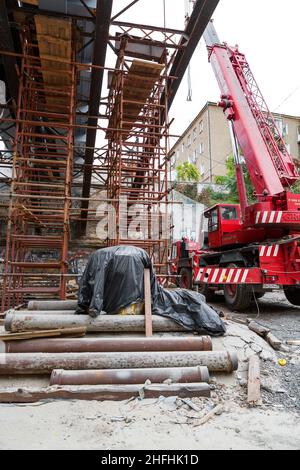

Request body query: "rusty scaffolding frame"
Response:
[1, 24, 77, 311]
[105, 38, 170, 272]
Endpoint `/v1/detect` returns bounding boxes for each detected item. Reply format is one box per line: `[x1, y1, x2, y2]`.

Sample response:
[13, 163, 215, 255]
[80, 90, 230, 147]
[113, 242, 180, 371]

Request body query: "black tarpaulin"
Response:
[76, 246, 226, 336]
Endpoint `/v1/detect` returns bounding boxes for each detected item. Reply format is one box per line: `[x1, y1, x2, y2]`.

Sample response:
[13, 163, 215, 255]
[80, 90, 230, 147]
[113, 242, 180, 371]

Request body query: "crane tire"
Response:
[284, 287, 300, 306]
[223, 263, 252, 312]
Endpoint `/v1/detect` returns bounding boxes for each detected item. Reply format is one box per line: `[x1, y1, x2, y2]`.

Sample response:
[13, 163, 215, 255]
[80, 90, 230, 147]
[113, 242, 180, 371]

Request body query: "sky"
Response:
[108, 0, 300, 149]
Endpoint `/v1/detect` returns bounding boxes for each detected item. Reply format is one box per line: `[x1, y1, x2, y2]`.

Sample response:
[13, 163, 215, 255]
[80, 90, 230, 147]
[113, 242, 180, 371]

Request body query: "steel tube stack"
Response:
[2, 301, 237, 403]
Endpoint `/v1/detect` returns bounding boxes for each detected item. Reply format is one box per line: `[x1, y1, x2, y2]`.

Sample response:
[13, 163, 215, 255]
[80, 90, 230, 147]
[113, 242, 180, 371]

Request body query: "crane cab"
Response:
[205, 204, 242, 249]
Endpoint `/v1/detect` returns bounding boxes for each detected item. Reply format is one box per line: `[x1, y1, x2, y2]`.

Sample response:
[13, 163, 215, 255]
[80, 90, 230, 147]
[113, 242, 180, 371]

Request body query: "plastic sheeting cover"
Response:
[76, 246, 226, 336]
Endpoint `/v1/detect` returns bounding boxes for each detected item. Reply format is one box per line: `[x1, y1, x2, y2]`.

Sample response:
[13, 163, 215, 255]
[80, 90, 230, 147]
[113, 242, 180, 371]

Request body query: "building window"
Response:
[176, 149, 180, 161]
[199, 142, 204, 154]
[199, 120, 204, 133]
[274, 118, 283, 137]
[285, 143, 291, 153]
[181, 141, 185, 153]
[200, 164, 205, 176]
[187, 134, 191, 147]
[193, 128, 197, 141]
[193, 149, 197, 163]
[283, 123, 289, 137]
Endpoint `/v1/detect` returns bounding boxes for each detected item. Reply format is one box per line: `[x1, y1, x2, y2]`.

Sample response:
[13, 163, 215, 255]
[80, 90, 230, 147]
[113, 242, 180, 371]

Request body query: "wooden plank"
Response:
[0, 327, 86, 342]
[247, 355, 261, 406]
[0, 383, 211, 403]
[34, 15, 72, 107]
[144, 268, 152, 337]
[107, 59, 163, 140]
[286, 339, 300, 346]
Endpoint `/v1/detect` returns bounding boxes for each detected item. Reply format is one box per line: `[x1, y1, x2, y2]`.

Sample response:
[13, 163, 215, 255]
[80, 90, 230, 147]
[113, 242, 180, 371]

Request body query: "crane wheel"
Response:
[223, 263, 252, 312]
[179, 268, 192, 290]
[284, 287, 300, 306]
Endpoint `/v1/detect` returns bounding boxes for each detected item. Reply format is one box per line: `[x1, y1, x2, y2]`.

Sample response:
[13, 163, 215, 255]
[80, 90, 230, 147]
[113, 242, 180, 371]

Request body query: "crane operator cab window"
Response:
[208, 208, 219, 232]
[221, 206, 238, 221]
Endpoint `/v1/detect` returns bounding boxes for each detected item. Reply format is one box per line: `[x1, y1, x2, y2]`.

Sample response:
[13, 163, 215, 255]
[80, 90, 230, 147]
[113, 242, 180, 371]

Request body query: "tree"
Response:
[214, 155, 255, 203]
[176, 162, 201, 182]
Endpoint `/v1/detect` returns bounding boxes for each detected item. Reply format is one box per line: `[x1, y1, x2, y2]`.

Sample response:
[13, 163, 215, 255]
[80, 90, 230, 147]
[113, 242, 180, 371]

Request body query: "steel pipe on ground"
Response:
[0, 383, 211, 403]
[50, 366, 210, 385]
[28, 300, 78, 311]
[3, 336, 212, 353]
[5, 314, 187, 333]
[0, 350, 238, 374]
[12, 310, 76, 316]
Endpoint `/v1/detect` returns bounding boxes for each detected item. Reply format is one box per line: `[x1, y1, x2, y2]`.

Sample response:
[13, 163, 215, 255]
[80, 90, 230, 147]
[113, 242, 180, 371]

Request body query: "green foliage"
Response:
[175, 155, 256, 208]
[174, 183, 233, 207]
[214, 155, 255, 204]
[291, 181, 300, 194]
[176, 162, 201, 183]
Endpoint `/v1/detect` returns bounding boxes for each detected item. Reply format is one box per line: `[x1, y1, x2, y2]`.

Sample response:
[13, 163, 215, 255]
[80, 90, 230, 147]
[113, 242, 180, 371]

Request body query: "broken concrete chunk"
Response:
[248, 321, 270, 338]
[260, 350, 275, 362]
[266, 332, 282, 351]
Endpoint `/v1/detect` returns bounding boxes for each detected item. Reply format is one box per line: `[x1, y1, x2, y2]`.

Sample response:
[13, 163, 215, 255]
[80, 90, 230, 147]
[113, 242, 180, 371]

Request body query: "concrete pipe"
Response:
[5, 314, 186, 333]
[28, 300, 78, 311]
[0, 350, 238, 374]
[50, 366, 210, 386]
[3, 336, 212, 353]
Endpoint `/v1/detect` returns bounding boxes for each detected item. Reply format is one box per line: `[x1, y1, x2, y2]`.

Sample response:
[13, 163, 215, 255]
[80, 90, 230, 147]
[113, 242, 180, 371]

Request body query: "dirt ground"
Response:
[0, 291, 299, 450]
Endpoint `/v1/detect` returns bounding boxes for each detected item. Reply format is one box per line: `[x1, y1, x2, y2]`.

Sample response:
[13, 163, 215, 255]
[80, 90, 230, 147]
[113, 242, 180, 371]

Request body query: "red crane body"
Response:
[170, 22, 300, 310]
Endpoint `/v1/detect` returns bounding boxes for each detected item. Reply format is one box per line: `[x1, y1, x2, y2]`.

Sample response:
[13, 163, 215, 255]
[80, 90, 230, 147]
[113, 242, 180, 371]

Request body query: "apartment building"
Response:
[170, 101, 300, 182]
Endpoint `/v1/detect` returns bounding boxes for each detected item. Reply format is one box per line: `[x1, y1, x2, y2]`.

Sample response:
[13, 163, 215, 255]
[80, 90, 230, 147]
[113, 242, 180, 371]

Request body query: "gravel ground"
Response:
[210, 291, 300, 413]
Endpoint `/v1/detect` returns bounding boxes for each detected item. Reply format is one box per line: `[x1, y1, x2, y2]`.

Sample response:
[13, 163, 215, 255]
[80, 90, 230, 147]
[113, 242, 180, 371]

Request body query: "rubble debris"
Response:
[248, 321, 270, 338]
[266, 332, 282, 351]
[192, 404, 223, 426]
[0, 383, 211, 404]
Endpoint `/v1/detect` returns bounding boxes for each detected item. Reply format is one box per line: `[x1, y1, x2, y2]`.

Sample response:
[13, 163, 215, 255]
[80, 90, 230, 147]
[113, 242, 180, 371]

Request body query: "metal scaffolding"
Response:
[104, 38, 170, 272]
[1, 21, 77, 311]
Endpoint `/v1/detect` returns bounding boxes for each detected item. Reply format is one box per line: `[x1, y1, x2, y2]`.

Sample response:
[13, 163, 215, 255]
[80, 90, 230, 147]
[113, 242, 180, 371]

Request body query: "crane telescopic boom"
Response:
[204, 21, 299, 201]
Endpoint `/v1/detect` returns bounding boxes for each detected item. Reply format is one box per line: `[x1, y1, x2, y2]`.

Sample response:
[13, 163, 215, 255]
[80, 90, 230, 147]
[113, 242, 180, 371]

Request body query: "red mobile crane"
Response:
[170, 21, 300, 311]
